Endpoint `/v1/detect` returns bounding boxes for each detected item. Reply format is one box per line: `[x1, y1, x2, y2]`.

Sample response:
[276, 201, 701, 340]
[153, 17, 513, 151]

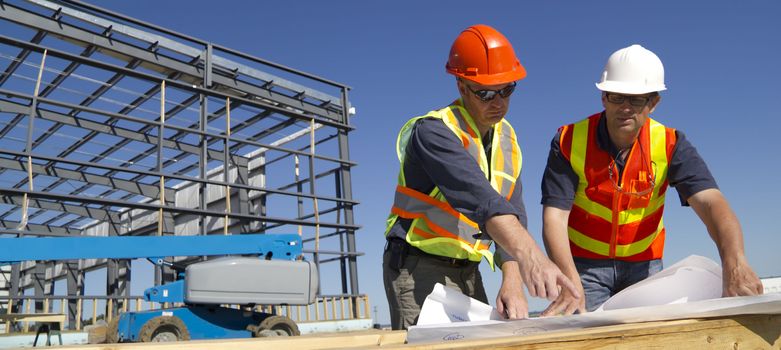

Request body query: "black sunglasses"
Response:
[465, 82, 516, 102]
[605, 92, 656, 107]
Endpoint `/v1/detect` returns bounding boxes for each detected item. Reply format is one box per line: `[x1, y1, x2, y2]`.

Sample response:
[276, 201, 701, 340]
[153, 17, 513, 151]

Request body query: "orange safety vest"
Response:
[385, 100, 522, 269]
[559, 113, 676, 261]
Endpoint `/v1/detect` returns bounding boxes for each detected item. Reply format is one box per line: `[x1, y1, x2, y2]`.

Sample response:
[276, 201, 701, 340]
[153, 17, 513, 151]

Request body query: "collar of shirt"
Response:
[482, 128, 494, 153]
[482, 128, 494, 177]
[596, 111, 628, 159]
[596, 111, 630, 177]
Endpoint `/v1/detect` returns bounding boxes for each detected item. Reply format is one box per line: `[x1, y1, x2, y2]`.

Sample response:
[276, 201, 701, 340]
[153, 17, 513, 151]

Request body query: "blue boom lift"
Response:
[0, 234, 318, 342]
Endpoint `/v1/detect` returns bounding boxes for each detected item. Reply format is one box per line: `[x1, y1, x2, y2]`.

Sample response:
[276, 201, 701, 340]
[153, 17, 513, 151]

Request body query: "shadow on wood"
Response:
[734, 314, 781, 347]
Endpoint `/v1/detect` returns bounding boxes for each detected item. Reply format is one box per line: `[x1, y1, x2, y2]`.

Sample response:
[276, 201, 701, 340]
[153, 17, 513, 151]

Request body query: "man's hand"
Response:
[541, 275, 585, 316]
[539, 205, 584, 315]
[485, 214, 580, 302]
[497, 261, 528, 319]
[722, 256, 763, 297]
[687, 189, 763, 297]
[519, 249, 580, 301]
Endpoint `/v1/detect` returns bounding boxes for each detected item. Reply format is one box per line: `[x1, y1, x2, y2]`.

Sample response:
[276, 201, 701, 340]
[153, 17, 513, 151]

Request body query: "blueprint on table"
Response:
[408, 255, 781, 344]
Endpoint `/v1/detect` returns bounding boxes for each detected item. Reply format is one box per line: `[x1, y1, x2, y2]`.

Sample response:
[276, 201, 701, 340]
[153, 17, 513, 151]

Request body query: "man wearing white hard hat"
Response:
[539, 44, 763, 314]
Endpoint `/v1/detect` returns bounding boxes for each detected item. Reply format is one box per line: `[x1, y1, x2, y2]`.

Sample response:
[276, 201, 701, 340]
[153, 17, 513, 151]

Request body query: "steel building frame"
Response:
[0, 0, 361, 329]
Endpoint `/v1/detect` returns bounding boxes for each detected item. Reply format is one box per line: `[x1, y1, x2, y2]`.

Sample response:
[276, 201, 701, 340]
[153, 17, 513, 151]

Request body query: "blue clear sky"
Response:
[91, 0, 779, 325]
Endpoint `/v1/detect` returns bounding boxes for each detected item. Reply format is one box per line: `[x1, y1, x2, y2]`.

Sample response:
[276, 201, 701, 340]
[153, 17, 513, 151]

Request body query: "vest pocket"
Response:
[626, 179, 652, 209]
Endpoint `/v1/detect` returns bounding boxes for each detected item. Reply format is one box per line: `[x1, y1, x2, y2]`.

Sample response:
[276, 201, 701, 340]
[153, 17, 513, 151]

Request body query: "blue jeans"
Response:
[574, 257, 663, 311]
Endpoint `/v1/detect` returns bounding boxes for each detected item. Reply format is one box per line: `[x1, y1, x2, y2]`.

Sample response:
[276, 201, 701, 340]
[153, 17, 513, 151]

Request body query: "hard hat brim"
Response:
[450, 66, 527, 86]
[595, 81, 666, 95]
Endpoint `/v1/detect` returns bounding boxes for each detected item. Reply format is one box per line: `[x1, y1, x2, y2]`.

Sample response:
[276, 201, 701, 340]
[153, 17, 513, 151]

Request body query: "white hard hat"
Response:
[596, 44, 666, 94]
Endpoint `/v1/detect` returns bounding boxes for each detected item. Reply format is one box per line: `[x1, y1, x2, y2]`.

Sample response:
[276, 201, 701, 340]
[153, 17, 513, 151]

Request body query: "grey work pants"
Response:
[382, 249, 487, 330]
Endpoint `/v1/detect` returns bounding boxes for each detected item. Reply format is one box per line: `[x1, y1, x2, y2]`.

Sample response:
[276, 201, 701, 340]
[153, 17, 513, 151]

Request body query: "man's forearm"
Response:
[542, 206, 579, 279]
[688, 188, 762, 296]
[486, 213, 579, 300]
[500, 260, 523, 285]
[688, 189, 746, 261]
[485, 214, 539, 262]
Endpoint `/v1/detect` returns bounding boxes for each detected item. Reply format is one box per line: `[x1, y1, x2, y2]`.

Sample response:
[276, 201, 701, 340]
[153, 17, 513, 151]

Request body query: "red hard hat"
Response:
[446, 24, 527, 86]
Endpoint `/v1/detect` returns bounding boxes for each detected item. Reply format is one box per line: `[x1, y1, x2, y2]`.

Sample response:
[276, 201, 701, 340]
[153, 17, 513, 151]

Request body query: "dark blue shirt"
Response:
[387, 117, 527, 265]
[541, 112, 718, 209]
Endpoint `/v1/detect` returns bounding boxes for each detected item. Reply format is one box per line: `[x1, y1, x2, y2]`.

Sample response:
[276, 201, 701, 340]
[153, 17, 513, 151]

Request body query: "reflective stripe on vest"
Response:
[564, 113, 675, 261]
[386, 100, 522, 268]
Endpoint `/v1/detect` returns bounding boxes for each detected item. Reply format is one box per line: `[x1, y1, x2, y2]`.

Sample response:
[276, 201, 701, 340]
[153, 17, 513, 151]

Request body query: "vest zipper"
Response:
[609, 162, 620, 259]
[609, 145, 634, 259]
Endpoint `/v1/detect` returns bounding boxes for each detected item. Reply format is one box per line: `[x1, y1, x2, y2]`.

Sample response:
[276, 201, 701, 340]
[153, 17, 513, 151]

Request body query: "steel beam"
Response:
[65, 261, 83, 329]
[0, 2, 346, 121]
[0, 195, 119, 222]
[0, 86, 355, 166]
[33, 0, 345, 107]
[0, 220, 81, 236]
[336, 88, 361, 309]
[17, 45, 101, 150]
[0, 147, 354, 206]
[2, 187, 359, 230]
[0, 151, 166, 199]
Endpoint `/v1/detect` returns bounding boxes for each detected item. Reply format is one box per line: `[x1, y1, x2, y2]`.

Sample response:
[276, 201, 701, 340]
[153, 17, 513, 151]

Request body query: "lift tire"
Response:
[138, 315, 191, 342]
[105, 317, 120, 343]
[253, 315, 300, 337]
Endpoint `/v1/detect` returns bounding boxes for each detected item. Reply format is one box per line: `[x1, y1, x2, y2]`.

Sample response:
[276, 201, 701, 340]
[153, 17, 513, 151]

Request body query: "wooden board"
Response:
[384, 314, 781, 350]
[46, 314, 781, 349]
[0, 313, 65, 323]
[55, 329, 407, 349]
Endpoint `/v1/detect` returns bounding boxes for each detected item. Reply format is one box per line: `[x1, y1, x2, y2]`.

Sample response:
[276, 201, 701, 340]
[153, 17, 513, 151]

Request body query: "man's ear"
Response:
[456, 78, 467, 96]
[600, 92, 608, 109]
[649, 95, 661, 113]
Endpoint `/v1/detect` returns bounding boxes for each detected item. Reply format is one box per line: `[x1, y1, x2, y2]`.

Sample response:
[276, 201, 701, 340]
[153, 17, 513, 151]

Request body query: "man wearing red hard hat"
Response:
[383, 24, 578, 330]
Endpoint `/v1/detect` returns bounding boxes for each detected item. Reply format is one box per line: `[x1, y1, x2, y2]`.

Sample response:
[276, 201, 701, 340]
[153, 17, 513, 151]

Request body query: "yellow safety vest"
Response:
[385, 100, 522, 268]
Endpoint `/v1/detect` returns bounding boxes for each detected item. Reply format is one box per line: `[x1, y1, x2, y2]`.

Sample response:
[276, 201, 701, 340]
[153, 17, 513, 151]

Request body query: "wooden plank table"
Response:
[1, 313, 66, 346]
[45, 313, 780, 349]
[0, 313, 66, 324]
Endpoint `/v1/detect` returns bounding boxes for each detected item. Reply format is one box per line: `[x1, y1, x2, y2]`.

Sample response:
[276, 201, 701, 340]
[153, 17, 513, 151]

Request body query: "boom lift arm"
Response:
[0, 233, 301, 263]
